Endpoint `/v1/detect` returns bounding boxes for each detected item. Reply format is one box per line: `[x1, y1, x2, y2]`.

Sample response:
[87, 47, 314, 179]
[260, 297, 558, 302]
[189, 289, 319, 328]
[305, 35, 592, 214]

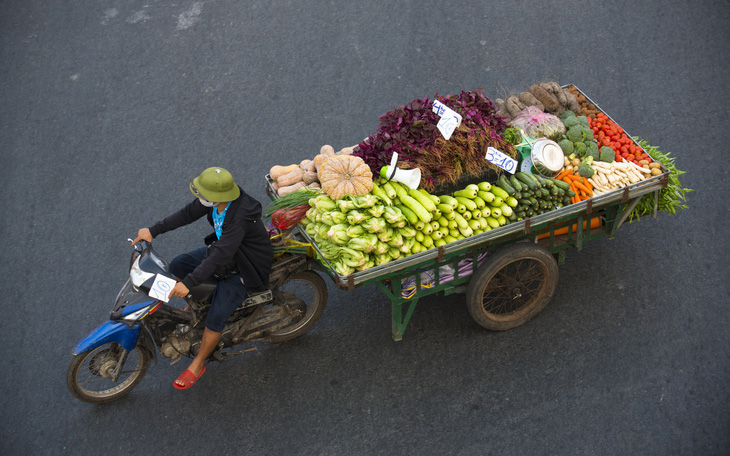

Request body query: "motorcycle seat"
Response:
[189, 281, 217, 302]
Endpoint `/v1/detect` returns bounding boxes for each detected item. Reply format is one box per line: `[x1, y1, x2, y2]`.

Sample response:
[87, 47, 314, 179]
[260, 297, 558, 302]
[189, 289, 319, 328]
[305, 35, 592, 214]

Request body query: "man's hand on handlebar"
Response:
[171, 282, 190, 298]
[131, 228, 153, 246]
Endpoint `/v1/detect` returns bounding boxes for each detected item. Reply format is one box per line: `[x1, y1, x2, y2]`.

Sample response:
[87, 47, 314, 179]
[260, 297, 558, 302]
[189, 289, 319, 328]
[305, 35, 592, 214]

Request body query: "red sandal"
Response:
[173, 366, 206, 390]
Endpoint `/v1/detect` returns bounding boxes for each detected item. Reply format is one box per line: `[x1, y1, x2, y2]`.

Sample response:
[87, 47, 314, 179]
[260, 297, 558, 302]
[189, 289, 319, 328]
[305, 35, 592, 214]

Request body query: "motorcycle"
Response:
[66, 239, 327, 403]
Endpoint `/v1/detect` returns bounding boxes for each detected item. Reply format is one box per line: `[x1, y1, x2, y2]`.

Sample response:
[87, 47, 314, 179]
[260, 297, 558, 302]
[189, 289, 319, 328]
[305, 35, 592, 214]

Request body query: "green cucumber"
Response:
[497, 175, 516, 195]
[550, 178, 571, 191]
[509, 174, 524, 192]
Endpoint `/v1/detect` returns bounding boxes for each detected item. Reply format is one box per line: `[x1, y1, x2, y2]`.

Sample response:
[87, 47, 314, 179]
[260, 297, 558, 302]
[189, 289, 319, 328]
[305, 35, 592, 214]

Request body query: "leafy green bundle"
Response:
[353, 90, 517, 192]
[629, 138, 691, 221]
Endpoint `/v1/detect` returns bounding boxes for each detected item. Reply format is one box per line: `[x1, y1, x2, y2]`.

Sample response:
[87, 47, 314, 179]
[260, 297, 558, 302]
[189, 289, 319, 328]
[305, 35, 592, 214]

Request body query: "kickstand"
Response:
[212, 346, 258, 361]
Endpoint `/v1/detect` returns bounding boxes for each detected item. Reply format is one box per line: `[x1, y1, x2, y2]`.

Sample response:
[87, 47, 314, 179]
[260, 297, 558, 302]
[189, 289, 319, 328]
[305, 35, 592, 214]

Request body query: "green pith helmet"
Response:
[190, 167, 241, 202]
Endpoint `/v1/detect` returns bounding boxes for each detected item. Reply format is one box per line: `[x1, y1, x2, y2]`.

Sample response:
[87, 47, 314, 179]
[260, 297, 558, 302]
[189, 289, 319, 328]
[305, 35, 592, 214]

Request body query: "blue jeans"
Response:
[169, 247, 247, 332]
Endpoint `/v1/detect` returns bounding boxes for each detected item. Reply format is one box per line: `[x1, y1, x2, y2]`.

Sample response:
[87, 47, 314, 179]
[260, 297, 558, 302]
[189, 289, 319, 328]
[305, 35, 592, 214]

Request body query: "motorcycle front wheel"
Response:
[66, 342, 151, 404]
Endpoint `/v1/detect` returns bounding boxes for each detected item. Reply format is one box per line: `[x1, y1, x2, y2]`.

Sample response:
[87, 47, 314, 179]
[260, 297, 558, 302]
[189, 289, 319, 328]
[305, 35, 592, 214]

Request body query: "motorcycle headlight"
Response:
[130, 255, 155, 288]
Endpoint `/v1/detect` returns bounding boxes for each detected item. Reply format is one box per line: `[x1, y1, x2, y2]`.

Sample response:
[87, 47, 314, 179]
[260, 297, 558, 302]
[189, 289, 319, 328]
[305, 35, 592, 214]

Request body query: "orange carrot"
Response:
[573, 181, 592, 195]
[555, 169, 571, 181]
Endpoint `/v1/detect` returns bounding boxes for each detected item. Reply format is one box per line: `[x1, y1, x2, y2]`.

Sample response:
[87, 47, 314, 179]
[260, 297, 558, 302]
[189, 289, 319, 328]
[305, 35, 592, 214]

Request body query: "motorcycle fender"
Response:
[72, 321, 141, 355]
[137, 324, 158, 364]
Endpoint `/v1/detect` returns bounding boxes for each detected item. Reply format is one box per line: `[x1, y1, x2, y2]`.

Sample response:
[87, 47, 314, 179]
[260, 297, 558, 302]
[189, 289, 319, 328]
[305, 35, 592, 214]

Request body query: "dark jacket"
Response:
[148, 186, 273, 291]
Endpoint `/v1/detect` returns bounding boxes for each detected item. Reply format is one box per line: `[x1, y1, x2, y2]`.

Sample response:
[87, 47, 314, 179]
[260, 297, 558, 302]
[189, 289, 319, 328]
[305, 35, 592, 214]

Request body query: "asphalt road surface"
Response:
[1, 1, 728, 455]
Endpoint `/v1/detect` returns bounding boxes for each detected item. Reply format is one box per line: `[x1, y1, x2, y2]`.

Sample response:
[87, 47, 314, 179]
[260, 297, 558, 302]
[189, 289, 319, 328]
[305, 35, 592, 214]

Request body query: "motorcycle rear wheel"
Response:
[266, 270, 328, 343]
[66, 342, 151, 404]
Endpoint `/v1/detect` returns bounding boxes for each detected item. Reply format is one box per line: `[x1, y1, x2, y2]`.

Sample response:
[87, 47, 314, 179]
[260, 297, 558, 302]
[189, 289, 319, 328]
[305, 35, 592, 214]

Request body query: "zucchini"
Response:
[515, 172, 539, 190]
[490, 185, 510, 200]
[437, 203, 454, 214]
[453, 188, 478, 199]
[419, 189, 440, 206]
[415, 230, 425, 242]
[396, 204, 418, 226]
[472, 195, 486, 209]
[455, 196, 478, 211]
[371, 182, 392, 206]
[485, 217, 500, 229]
[477, 181, 492, 192]
[421, 235, 434, 248]
[477, 190, 495, 203]
[499, 203, 513, 217]
[452, 212, 469, 230]
[438, 194, 459, 208]
[480, 206, 491, 217]
[392, 182, 431, 223]
[408, 187, 437, 213]
[380, 181, 397, 200]
[468, 219, 481, 231]
[458, 225, 474, 237]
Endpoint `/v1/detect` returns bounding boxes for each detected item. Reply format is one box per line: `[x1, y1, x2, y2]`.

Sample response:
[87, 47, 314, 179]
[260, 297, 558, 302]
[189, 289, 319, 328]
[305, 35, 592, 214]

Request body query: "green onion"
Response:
[629, 138, 692, 222]
[265, 188, 321, 217]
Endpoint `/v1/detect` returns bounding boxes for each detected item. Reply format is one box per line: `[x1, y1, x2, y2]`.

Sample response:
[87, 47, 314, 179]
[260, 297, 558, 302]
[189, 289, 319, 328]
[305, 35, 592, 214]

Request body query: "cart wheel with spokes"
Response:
[466, 243, 559, 331]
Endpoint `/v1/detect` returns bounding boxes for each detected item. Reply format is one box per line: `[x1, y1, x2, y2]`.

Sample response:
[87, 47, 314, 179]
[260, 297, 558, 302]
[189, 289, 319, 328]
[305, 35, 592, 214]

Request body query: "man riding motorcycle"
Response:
[132, 166, 273, 389]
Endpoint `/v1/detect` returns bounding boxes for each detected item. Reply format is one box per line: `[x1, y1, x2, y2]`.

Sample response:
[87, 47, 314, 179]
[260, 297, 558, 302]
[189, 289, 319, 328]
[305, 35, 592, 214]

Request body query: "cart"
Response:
[265, 87, 669, 341]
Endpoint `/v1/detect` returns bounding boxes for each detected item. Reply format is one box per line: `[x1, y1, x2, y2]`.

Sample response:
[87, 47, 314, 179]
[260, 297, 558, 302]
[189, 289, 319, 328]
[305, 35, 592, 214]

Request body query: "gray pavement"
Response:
[1, 1, 728, 455]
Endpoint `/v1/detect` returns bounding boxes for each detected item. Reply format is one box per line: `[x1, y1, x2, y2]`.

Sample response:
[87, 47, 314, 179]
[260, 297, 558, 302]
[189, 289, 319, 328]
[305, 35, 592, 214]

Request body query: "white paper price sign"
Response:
[485, 147, 518, 174]
[148, 274, 177, 302]
[432, 100, 462, 140]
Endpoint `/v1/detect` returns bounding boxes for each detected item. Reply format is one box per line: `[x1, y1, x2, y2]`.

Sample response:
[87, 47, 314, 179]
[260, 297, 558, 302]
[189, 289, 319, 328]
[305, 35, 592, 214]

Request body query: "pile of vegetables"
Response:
[269, 144, 360, 197]
[556, 110, 600, 160]
[491, 172, 576, 217]
[588, 113, 649, 167]
[264, 80, 690, 277]
[298, 178, 525, 275]
[353, 90, 517, 192]
[496, 82, 582, 120]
